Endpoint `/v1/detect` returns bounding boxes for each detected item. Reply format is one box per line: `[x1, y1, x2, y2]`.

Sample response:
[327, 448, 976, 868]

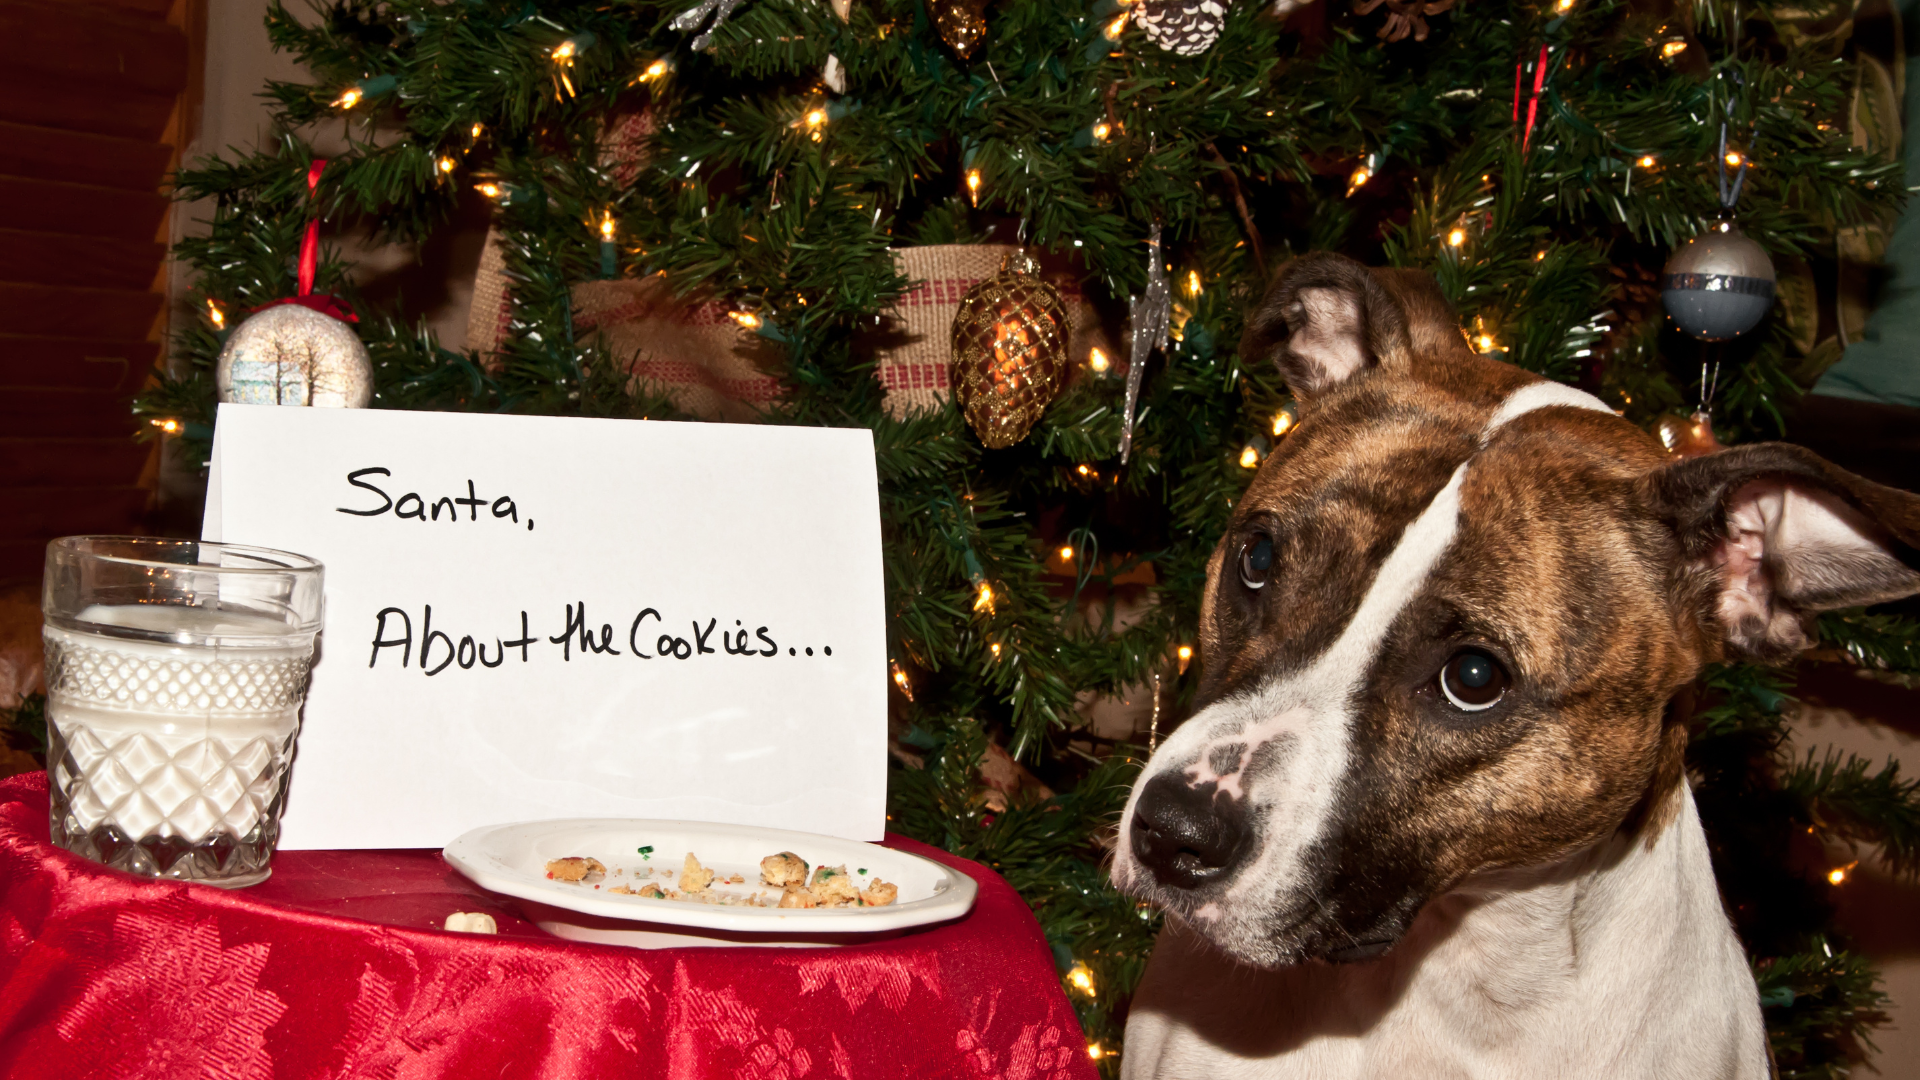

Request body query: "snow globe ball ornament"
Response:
[216, 303, 373, 408]
[1660, 223, 1777, 341]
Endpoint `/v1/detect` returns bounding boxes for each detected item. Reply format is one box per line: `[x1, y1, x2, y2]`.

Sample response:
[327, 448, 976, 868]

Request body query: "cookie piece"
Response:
[778, 885, 818, 909]
[680, 852, 715, 893]
[545, 856, 606, 883]
[760, 851, 809, 888]
[858, 880, 899, 907]
[809, 863, 859, 905]
[444, 911, 498, 933]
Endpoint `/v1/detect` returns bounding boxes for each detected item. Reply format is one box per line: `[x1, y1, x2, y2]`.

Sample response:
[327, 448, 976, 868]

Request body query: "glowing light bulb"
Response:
[1239, 444, 1261, 469]
[471, 122, 484, 139]
[1447, 227, 1467, 247]
[890, 661, 914, 700]
[1187, 270, 1202, 296]
[1092, 122, 1111, 142]
[728, 310, 762, 330]
[990, 642, 1002, 658]
[149, 418, 182, 434]
[1476, 334, 1497, 352]
[974, 582, 995, 613]
[1535, 250, 1547, 261]
[206, 298, 225, 329]
[1346, 166, 1371, 197]
[1067, 962, 1096, 996]
[642, 58, 671, 81]
[600, 211, 616, 240]
[1076, 464, 1092, 477]
[476, 182, 503, 199]
[1661, 40, 1688, 58]
[1177, 644, 1194, 675]
[552, 40, 578, 62]
[1724, 151, 1743, 167]
[437, 156, 457, 174]
[1088, 1044, 1106, 1061]
[335, 87, 364, 110]
[966, 169, 982, 206]
[1104, 11, 1130, 39]
[1088, 347, 1111, 374]
[805, 108, 828, 129]
[1272, 411, 1294, 437]
[1554, 0, 1574, 11]
[1828, 867, 1847, 885]
[1058, 545, 1074, 562]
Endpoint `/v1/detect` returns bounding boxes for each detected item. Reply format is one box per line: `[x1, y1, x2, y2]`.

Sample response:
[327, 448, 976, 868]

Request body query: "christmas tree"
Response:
[129, 0, 1920, 1074]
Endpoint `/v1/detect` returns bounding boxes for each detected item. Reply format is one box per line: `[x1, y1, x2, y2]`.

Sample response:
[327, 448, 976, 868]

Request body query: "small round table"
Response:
[0, 772, 1095, 1079]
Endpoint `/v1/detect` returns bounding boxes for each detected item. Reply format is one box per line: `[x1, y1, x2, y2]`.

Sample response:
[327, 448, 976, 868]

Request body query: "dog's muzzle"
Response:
[1129, 772, 1250, 889]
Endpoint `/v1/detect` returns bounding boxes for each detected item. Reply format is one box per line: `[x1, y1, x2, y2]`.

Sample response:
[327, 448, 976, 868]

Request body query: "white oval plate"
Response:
[443, 818, 977, 943]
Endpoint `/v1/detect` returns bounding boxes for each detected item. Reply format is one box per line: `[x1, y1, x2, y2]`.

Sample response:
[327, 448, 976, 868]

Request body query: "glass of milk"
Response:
[42, 537, 323, 887]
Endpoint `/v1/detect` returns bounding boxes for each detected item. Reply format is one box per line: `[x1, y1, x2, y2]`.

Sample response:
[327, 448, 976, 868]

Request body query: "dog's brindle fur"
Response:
[1114, 253, 1920, 1079]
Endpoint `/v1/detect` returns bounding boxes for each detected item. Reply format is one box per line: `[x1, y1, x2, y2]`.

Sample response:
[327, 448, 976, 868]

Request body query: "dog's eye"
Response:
[1239, 533, 1275, 590]
[1438, 649, 1509, 711]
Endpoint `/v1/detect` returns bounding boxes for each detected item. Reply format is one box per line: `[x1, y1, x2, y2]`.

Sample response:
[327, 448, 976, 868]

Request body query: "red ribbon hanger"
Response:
[1513, 45, 1550, 152]
[253, 157, 358, 322]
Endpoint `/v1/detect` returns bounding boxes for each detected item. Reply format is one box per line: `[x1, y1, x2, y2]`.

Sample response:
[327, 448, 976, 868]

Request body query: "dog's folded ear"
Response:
[1645, 443, 1920, 661]
[1239, 252, 1414, 403]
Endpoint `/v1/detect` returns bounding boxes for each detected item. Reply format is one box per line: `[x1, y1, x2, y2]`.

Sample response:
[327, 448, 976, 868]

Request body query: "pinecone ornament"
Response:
[928, 0, 987, 58]
[1137, 0, 1232, 56]
[950, 252, 1069, 449]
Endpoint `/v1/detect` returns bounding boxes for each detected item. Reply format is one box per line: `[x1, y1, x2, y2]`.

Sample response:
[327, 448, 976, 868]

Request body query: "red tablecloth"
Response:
[0, 773, 1096, 1079]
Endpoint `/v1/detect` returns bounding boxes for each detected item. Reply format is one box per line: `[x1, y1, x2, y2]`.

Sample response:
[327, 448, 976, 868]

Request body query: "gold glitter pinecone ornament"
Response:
[216, 303, 374, 408]
[927, 0, 987, 58]
[949, 252, 1068, 449]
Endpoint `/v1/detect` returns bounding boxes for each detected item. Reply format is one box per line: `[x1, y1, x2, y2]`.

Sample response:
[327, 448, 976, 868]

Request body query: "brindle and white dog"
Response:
[1114, 253, 1920, 1079]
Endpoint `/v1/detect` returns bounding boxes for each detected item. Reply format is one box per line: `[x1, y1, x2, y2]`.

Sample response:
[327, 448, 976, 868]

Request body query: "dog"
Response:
[1112, 252, 1920, 1079]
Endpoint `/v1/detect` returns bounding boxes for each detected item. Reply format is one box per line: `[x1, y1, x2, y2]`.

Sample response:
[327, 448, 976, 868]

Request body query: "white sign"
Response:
[205, 404, 888, 848]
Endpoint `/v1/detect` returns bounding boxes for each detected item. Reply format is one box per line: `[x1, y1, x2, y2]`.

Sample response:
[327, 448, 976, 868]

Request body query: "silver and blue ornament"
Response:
[1660, 221, 1776, 342]
[215, 298, 374, 408]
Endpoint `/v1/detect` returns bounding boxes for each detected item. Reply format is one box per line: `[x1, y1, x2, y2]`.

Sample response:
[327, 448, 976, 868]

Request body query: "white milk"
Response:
[44, 604, 314, 843]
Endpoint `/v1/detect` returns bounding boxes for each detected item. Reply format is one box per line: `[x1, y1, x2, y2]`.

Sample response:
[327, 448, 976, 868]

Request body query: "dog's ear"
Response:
[1645, 443, 1920, 661]
[1238, 252, 1414, 404]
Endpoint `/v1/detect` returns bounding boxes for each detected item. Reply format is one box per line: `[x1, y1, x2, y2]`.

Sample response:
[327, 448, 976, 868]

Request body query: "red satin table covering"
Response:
[0, 772, 1096, 1079]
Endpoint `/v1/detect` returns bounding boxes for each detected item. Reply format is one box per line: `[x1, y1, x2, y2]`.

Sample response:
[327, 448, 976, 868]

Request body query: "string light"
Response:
[476, 181, 504, 200]
[1177, 644, 1193, 675]
[437, 156, 457, 175]
[805, 107, 828, 129]
[1637, 154, 1657, 169]
[1535, 250, 1548, 261]
[1092, 121, 1111, 142]
[1087, 347, 1111, 374]
[1087, 1044, 1107, 1061]
[206, 298, 225, 330]
[1272, 410, 1295, 438]
[1447, 227, 1468, 247]
[966, 169, 982, 207]
[1346, 163, 1372, 197]
[974, 582, 996, 614]
[1186, 270, 1202, 296]
[990, 642, 1002, 658]
[1554, 0, 1574, 11]
[1067, 961, 1097, 996]
[639, 58, 672, 82]
[728, 310, 763, 330]
[1828, 861, 1857, 886]
[470, 122, 484, 139]
[552, 39, 579, 62]
[1058, 545, 1074, 562]
[148, 418, 182, 434]
[1661, 40, 1688, 58]
[890, 660, 913, 701]
[1104, 11, 1130, 39]
[1239, 444, 1261, 468]
[1724, 150, 1744, 168]
[334, 87, 364, 110]
[599, 210, 617, 241]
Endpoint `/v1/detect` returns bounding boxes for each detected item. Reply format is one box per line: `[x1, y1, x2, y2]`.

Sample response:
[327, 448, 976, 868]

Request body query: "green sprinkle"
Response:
[858, 868, 868, 875]
[637, 845, 653, 859]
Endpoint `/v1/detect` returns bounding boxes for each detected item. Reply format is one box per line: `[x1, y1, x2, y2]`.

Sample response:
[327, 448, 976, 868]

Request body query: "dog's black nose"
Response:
[1130, 773, 1249, 888]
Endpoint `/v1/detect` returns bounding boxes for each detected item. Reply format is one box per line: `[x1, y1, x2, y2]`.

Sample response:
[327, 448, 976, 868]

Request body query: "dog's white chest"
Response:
[1121, 787, 1767, 1080]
